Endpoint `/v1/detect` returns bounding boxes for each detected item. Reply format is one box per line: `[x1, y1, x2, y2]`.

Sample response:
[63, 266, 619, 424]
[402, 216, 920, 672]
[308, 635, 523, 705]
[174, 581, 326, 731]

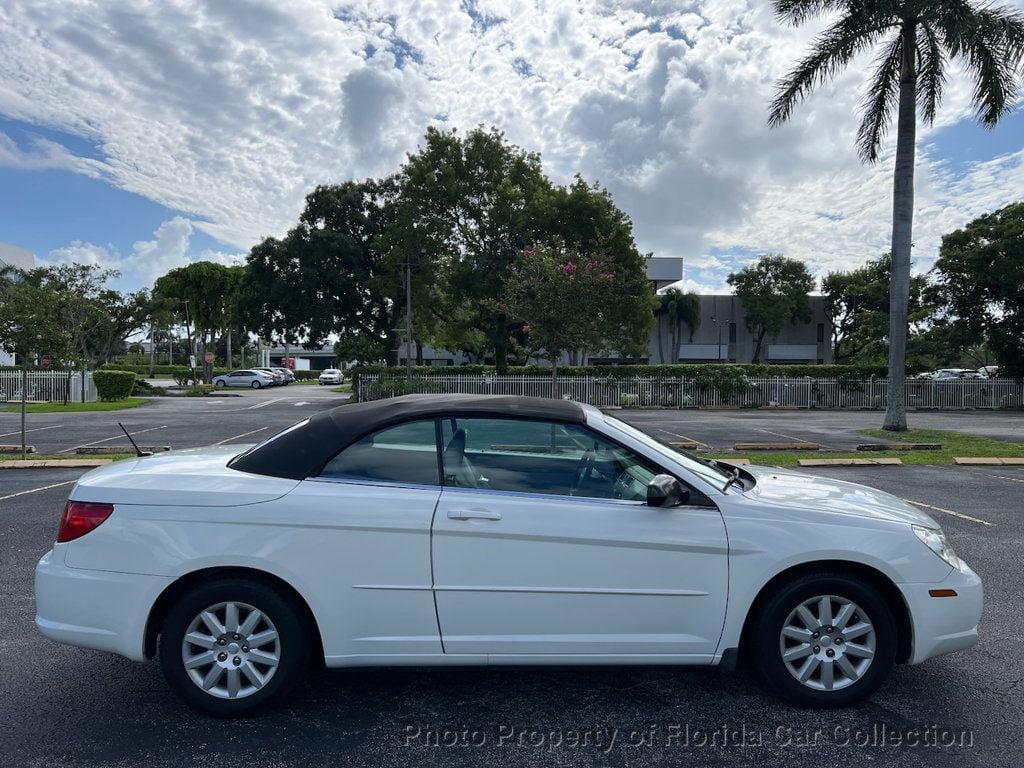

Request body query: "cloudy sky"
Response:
[2, 0, 1023, 293]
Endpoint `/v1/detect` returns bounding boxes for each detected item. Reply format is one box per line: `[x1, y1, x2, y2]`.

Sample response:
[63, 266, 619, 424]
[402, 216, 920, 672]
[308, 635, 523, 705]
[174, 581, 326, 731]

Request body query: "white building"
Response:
[0, 243, 37, 366]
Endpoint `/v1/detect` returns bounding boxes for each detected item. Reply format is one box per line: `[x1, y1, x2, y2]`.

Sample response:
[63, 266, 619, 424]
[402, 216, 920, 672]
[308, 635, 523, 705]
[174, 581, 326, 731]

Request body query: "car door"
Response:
[431, 417, 729, 659]
[229, 372, 245, 387]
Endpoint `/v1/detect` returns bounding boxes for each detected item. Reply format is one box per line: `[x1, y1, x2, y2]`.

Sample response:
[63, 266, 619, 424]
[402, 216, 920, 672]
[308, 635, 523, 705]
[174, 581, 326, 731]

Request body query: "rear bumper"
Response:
[35, 549, 170, 661]
[900, 563, 983, 665]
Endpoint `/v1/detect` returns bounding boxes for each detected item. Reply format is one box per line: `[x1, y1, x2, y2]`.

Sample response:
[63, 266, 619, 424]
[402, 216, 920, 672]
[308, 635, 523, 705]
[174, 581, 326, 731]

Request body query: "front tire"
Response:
[214, 381, 225, 389]
[251, 381, 261, 389]
[158, 578, 309, 717]
[750, 573, 896, 708]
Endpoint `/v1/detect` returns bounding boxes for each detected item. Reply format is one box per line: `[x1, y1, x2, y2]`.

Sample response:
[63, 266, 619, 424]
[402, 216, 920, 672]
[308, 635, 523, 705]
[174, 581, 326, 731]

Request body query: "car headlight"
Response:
[912, 525, 963, 569]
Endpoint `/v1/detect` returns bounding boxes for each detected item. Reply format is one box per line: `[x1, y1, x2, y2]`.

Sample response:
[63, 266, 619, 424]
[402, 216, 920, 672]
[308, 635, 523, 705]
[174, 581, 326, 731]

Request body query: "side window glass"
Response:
[319, 419, 439, 486]
[440, 417, 661, 501]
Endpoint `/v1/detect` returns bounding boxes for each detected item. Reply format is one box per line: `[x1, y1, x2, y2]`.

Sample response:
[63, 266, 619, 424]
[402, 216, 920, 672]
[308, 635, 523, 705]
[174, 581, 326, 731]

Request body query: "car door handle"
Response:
[447, 508, 502, 521]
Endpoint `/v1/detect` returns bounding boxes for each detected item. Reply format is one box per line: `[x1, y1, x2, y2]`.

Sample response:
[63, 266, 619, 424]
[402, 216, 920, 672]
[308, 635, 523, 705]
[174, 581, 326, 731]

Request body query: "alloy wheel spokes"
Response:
[181, 601, 281, 700]
[779, 594, 876, 692]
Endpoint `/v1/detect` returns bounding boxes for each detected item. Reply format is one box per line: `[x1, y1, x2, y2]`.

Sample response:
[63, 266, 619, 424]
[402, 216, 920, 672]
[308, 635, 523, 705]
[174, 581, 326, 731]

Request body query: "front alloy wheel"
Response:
[752, 573, 895, 707]
[779, 595, 876, 692]
[159, 578, 309, 716]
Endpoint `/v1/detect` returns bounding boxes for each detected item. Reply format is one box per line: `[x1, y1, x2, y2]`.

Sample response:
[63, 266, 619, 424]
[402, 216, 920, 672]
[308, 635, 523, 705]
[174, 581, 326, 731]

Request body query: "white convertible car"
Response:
[35, 395, 982, 716]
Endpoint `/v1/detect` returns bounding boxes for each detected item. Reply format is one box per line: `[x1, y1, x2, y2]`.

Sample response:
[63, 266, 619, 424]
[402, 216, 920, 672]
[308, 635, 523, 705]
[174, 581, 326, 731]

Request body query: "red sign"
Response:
[204, 351, 215, 364]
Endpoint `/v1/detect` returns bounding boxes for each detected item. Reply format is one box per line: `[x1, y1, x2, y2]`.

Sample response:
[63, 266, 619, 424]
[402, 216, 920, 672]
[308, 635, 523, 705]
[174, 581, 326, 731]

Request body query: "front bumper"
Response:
[900, 562, 983, 665]
[35, 549, 170, 661]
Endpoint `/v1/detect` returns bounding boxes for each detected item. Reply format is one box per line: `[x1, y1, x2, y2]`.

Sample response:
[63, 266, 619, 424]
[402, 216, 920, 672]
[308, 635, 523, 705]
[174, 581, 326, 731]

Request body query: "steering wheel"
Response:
[571, 449, 596, 495]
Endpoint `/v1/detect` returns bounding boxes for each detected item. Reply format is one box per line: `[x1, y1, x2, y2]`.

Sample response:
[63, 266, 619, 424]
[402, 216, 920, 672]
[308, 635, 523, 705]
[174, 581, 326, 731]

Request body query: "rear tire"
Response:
[158, 578, 309, 717]
[750, 573, 896, 708]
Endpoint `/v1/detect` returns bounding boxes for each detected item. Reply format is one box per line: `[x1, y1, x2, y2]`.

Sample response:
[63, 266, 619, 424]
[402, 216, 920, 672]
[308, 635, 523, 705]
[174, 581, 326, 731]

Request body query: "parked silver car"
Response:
[318, 368, 344, 385]
[253, 367, 288, 386]
[212, 370, 277, 389]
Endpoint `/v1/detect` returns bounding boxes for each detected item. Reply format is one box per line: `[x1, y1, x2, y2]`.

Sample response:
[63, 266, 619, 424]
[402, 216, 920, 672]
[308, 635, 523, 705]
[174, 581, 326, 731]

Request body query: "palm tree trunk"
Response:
[883, 20, 918, 432]
[20, 361, 28, 459]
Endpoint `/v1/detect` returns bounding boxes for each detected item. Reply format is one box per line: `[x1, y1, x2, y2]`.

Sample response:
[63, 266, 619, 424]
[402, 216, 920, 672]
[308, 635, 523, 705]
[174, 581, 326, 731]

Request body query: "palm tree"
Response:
[769, 1, 1024, 431]
[656, 288, 701, 363]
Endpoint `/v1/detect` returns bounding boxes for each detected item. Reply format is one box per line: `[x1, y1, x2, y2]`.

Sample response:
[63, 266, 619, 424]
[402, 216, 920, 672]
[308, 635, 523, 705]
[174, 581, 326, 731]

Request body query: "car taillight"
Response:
[57, 501, 114, 543]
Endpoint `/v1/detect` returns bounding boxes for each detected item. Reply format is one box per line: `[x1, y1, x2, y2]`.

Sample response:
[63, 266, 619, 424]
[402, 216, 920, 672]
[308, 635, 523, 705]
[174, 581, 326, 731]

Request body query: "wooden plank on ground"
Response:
[735, 442, 821, 451]
[799, 458, 903, 467]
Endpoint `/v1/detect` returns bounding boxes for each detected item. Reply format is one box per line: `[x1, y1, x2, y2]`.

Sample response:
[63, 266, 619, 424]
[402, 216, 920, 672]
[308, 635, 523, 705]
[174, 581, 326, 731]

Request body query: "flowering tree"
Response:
[500, 242, 652, 386]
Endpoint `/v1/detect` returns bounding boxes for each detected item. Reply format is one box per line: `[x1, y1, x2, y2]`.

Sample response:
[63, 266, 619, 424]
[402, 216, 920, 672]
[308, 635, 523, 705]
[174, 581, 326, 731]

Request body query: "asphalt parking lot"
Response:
[1, 398, 1022, 767]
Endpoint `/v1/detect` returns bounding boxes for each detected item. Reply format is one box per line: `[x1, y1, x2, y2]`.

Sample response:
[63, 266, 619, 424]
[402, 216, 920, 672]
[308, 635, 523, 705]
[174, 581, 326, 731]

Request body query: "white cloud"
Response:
[44, 217, 245, 288]
[2, 0, 1023, 288]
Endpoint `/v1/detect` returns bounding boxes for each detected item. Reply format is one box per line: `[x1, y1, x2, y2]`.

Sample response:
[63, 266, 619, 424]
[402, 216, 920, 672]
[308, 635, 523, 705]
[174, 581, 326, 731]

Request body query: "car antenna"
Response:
[119, 422, 152, 457]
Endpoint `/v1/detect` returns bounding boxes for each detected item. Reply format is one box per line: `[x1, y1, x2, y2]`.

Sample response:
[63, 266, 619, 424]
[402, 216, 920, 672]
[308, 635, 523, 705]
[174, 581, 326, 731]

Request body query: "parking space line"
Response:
[0, 480, 76, 502]
[986, 473, 1024, 484]
[755, 428, 824, 446]
[902, 498, 993, 527]
[656, 428, 705, 446]
[213, 427, 268, 446]
[0, 424, 64, 439]
[57, 425, 168, 454]
[247, 398, 283, 410]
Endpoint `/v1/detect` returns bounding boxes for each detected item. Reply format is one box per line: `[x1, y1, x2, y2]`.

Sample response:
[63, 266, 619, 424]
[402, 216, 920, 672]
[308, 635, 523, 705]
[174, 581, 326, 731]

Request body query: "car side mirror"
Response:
[647, 474, 689, 508]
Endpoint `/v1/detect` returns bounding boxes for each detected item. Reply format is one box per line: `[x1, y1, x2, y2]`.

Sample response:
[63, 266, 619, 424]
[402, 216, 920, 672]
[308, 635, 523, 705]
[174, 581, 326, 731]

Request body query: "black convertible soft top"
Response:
[228, 394, 588, 480]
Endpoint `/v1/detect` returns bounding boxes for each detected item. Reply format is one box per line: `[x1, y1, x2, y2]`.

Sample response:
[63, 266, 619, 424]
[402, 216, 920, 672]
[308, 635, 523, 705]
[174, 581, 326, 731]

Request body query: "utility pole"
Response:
[405, 260, 413, 381]
[183, 299, 196, 385]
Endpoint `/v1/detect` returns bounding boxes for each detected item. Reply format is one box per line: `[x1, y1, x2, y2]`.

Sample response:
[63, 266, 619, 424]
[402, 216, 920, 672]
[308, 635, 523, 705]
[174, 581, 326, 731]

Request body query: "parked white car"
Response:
[211, 370, 276, 389]
[35, 395, 981, 716]
[318, 368, 343, 385]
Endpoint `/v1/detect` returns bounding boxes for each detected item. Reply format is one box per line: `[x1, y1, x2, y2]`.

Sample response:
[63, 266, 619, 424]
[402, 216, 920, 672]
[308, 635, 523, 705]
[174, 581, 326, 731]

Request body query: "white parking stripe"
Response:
[213, 427, 268, 446]
[656, 428, 704, 445]
[756, 428, 821, 445]
[57, 425, 168, 454]
[0, 424, 64, 439]
[247, 398, 283, 410]
[0, 480, 75, 501]
[902, 498, 993, 527]
[987, 473, 1024, 484]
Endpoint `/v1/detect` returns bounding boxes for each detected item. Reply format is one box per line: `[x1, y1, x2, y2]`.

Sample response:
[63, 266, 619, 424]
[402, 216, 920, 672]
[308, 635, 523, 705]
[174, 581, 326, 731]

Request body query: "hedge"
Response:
[93, 370, 137, 401]
[349, 363, 890, 399]
[100, 363, 230, 377]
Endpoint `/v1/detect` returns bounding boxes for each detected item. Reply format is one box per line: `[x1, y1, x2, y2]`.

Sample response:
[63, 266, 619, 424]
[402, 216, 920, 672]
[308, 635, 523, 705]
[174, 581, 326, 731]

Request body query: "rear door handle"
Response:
[447, 508, 502, 521]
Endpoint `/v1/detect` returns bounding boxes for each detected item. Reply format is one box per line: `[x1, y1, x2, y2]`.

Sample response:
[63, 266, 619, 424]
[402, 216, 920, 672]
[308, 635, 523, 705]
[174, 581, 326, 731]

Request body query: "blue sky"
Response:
[2, 0, 1023, 293]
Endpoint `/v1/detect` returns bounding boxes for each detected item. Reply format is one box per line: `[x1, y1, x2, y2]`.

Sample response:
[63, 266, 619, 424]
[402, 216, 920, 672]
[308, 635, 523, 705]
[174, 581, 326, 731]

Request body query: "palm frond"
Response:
[856, 33, 904, 163]
[770, 10, 895, 127]
[773, 0, 849, 26]
[916, 24, 947, 125]
[933, 2, 1024, 126]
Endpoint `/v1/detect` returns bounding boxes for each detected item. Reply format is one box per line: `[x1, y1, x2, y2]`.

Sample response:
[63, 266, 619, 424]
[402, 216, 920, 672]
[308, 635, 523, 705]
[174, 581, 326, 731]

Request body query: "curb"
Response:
[735, 442, 821, 451]
[799, 458, 903, 467]
[0, 459, 113, 469]
[952, 457, 1024, 466]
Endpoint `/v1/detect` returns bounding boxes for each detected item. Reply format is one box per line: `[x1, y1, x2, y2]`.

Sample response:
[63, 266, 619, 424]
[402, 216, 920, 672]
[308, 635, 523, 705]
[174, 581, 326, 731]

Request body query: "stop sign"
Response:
[204, 351, 214, 364]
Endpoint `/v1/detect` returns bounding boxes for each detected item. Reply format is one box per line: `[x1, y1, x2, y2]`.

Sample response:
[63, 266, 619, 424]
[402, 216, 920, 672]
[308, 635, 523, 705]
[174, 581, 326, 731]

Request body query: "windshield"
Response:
[600, 413, 735, 491]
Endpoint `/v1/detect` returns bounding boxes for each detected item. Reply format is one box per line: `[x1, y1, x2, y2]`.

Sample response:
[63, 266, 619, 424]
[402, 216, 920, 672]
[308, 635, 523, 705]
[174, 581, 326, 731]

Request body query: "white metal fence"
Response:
[0, 370, 97, 403]
[358, 374, 1024, 410]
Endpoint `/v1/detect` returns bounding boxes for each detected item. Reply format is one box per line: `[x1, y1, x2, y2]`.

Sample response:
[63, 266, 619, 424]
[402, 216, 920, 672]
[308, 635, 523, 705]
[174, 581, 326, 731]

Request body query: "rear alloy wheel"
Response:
[751, 573, 895, 707]
[159, 578, 309, 716]
[251, 381, 261, 389]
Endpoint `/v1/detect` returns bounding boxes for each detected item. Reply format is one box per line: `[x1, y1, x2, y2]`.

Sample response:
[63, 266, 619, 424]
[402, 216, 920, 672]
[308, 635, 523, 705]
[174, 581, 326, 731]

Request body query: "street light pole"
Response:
[405, 260, 413, 381]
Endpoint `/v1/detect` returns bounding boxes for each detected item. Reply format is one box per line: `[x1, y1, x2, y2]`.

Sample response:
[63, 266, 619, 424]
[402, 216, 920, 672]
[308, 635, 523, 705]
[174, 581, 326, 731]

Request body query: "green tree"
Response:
[932, 201, 1024, 378]
[0, 267, 74, 456]
[655, 288, 701, 364]
[727, 255, 815, 364]
[37, 264, 149, 368]
[769, 0, 1024, 430]
[238, 179, 421, 366]
[154, 262, 244, 382]
[822, 254, 932, 364]
[397, 126, 552, 372]
[500, 242, 649, 384]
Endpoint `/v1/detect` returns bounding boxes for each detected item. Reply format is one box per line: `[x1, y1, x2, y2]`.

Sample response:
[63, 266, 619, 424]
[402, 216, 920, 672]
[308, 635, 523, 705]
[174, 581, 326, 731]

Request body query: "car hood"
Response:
[70, 444, 299, 507]
[740, 465, 940, 528]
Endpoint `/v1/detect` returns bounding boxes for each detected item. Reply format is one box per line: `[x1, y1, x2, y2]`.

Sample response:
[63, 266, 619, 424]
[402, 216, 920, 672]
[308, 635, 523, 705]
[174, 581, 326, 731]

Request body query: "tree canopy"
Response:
[933, 201, 1024, 378]
[727, 255, 815, 364]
